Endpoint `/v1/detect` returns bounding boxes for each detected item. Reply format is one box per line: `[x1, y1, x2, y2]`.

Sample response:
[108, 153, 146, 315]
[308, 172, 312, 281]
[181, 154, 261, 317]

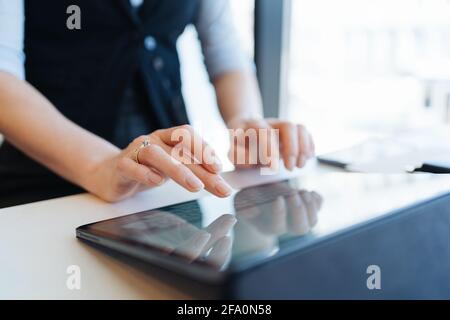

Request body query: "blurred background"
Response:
[179, 0, 450, 165]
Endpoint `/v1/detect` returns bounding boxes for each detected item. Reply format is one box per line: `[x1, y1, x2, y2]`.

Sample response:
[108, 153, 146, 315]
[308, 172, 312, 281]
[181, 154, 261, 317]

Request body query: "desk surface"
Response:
[3, 162, 449, 299]
[0, 163, 324, 299]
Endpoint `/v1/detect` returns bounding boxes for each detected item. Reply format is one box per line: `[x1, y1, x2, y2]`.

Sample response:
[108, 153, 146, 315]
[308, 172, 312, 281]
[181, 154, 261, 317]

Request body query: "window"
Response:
[286, 0, 450, 154]
[179, 0, 255, 168]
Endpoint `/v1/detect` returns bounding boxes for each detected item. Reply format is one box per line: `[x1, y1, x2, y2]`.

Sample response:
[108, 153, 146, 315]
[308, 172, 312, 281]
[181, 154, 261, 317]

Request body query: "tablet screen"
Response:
[77, 173, 450, 277]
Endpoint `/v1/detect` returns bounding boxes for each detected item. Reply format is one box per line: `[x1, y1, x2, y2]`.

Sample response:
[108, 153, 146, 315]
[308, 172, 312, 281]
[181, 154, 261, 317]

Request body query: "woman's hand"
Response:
[90, 125, 232, 202]
[227, 118, 315, 171]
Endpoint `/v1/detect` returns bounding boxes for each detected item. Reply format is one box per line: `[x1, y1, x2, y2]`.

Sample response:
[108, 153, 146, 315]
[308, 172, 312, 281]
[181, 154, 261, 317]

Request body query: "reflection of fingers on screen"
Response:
[286, 194, 310, 235]
[204, 214, 236, 238]
[311, 191, 324, 210]
[233, 221, 278, 258]
[236, 205, 261, 219]
[172, 230, 211, 262]
[135, 233, 176, 254]
[150, 220, 197, 245]
[250, 198, 285, 235]
[123, 212, 186, 232]
[202, 215, 236, 256]
[299, 191, 319, 227]
[269, 196, 288, 235]
[204, 236, 232, 269]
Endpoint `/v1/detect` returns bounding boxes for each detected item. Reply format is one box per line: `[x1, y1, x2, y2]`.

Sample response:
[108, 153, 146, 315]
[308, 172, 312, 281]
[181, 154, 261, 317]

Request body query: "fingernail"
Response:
[185, 175, 204, 191]
[287, 156, 296, 170]
[297, 155, 306, 167]
[215, 180, 232, 197]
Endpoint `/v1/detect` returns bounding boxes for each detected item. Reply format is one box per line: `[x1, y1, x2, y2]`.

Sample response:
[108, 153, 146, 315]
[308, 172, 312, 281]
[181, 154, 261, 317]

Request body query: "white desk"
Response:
[0, 163, 325, 299]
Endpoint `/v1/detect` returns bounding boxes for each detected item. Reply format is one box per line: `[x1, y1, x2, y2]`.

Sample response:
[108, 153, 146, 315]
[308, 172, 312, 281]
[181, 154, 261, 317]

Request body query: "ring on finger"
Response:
[132, 140, 151, 165]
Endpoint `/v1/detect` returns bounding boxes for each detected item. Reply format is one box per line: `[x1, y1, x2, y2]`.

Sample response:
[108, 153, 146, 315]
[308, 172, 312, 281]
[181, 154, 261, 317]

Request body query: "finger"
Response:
[138, 143, 205, 192]
[274, 122, 299, 171]
[309, 132, 316, 157]
[270, 129, 280, 172]
[156, 125, 222, 174]
[117, 157, 165, 187]
[297, 125, 312, 168]
[240, 120, 278, 167]
[154, 141, 233, 198]
[257, 123, 279, 168]
[185, 163, 233, 197]
[229, 127, 259, 166]
[229, 144, 254, 168]
[304, 126, 315, 158]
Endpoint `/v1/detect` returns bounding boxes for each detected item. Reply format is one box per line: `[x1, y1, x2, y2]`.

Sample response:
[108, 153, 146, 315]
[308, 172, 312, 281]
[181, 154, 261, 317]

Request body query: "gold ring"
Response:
[132, 140, 151, 164]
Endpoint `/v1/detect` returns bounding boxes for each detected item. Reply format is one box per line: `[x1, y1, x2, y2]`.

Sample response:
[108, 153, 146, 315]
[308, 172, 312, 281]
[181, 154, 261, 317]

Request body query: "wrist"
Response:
[79, 148, 121, 200]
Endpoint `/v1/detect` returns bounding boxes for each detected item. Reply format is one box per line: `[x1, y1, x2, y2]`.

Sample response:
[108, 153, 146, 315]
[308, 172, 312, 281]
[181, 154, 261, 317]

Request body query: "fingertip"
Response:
[296, 155, 306, 168]
[185, 175, 205, 192]
[214, 179, 232, 197]
[285, 155, 296, 171]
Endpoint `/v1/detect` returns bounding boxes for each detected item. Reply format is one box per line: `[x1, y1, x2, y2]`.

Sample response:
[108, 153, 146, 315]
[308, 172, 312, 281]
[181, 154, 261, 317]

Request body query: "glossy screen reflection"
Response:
[81, 174, 450, 273]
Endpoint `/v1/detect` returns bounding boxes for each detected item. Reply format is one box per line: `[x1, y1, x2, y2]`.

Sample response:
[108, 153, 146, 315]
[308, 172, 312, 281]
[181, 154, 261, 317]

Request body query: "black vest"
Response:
[0, 0, 199, 207]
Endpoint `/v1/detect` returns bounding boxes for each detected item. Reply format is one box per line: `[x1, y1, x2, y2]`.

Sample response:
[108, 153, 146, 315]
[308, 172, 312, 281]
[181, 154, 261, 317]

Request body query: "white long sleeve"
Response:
[0, 0, 24, 79]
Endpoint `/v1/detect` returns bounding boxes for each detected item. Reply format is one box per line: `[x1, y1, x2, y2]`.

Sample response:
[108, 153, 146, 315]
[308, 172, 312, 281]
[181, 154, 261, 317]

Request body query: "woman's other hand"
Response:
[227, 118, 315, 171]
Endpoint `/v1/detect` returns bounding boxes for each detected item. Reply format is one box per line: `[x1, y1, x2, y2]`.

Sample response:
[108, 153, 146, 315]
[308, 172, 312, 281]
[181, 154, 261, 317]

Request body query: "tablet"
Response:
[76, 173, 450, 296]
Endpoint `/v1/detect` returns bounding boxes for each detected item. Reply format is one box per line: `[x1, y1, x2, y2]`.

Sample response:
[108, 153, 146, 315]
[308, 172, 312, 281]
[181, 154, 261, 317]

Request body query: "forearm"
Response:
[213, 70, 264, 127]
[0, 71, 120, 195]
